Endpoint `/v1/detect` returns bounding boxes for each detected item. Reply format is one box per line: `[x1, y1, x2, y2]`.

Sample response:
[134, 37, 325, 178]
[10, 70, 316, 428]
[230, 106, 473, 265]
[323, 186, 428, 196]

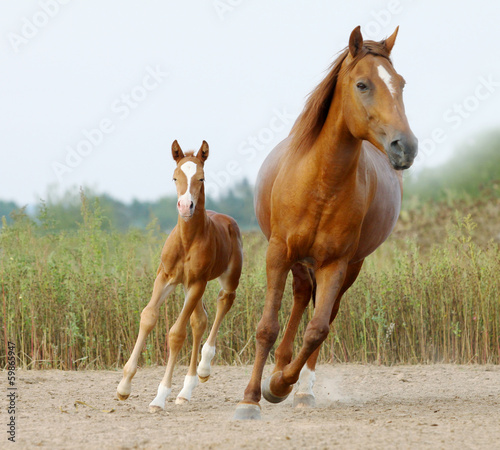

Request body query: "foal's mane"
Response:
[289, 41, 392, 153]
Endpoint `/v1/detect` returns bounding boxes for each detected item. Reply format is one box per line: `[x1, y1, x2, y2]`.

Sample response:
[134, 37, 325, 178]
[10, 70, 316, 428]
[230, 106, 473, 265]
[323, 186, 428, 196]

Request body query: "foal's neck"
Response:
[177, 199, 209, 245]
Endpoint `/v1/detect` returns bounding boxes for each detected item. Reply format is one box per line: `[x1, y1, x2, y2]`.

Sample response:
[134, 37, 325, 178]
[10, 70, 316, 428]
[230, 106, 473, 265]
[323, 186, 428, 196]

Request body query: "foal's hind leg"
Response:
[117, 271, 174, 401]
[197, 264, 239, 382]
[175, 300, 207, 404]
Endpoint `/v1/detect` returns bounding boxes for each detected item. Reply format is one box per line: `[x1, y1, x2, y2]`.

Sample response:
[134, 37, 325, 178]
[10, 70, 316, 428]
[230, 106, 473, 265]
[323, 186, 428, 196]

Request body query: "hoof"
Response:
[293, 393, 316, 409]
[149, 405, 163, 414]
[175, 396, 189, 405]
[116, 391, 129, 401]
[262, 372, 291, 404]
[233, 403, 261, 421]
[198, 374, 210, 383]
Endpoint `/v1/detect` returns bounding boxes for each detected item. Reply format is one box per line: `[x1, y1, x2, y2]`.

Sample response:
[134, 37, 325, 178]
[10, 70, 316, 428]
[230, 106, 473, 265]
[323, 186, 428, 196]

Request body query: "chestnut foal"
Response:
[117, 141, 242, 411]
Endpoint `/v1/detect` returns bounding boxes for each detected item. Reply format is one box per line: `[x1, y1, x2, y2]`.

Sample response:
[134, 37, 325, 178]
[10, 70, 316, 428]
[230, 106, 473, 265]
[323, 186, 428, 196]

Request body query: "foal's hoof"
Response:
[149, 405, 163, 414]
[198, 374, 210, 383]
[293, 393, 316, 408]
[232, 403, 261, 421]
[262, 372, 292, 404]
[175, 397, 189, 405]
[116, 391, 129, 401]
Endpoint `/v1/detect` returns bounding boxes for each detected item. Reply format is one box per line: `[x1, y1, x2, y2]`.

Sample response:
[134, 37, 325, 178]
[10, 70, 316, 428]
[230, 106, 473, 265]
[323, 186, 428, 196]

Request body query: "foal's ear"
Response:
[349, 26, 363, 58]
[172, 140, 185, 162]
[196, 140, 209, 162]
[383, 26, 399, 54]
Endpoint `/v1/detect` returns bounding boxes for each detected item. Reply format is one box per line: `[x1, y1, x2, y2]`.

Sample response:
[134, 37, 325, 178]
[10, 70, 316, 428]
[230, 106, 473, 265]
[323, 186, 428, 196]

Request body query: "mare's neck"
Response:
[311, 86, 363, 181]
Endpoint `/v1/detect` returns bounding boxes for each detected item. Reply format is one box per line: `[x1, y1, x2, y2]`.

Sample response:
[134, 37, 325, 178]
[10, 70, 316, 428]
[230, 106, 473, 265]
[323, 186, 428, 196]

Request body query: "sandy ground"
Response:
[6, 364, 500, 449]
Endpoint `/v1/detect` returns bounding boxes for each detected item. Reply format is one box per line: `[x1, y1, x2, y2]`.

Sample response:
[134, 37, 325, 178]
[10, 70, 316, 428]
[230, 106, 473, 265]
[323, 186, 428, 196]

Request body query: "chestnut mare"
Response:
[234, 26, 418, 420]
[117, 141, 243, 411]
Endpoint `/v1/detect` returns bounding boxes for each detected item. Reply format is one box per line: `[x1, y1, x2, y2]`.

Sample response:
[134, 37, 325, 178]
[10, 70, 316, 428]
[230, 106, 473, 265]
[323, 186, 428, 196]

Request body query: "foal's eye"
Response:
[199, 178, 205, 182]
[173, 178, 177, 182]
[356, 82, 368, 91]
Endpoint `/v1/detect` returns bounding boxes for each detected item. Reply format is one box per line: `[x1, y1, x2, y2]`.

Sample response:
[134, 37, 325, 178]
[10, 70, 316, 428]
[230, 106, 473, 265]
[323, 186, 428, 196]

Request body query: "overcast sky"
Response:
[1, 0, 499, 205]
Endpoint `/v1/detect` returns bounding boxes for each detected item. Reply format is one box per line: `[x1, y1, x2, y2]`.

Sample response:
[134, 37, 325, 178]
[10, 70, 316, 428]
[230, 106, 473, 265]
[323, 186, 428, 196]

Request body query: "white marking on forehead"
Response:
[180, 161, 197, 182]
[178, 161, 197, 206]
[377, 64, 396, 97]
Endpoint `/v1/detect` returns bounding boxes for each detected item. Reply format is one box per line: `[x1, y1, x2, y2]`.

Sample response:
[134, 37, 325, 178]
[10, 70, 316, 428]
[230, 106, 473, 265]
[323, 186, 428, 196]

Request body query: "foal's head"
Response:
[171, 140, 209, 220]
[341, 26, 418, 170]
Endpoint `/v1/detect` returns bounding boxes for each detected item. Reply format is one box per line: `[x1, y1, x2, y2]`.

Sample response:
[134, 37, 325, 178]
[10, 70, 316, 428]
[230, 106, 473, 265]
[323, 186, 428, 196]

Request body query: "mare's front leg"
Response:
[117, 270, 174, 400]
[233, 240, 291, 420]
[293, 259, 364, 408]
[262, 260, 348, 404]
[149, 281, 206, 412]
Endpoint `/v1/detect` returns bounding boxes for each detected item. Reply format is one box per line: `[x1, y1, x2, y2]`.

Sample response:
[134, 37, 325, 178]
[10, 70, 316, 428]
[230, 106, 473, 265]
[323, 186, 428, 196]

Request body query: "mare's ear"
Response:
[349, 26, 363, 58]
[172, 140, 185, 162]
[383, 26, 399, 54]
[196, 140, 209, 163]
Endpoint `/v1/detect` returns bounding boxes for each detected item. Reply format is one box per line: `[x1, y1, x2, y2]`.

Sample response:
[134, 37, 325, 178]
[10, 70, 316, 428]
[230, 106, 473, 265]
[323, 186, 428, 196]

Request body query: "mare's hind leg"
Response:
[272, 263, 313, 374]
[197, 257, 241, 382]
[293, 260, 364, 408]
[117, 270, 174, 400]
[175, 300, 208, 404]
[149, 281, 206, 412]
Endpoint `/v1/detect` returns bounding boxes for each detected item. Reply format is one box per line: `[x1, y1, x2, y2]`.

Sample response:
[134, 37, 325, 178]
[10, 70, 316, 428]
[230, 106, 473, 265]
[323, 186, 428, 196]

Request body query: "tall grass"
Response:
[1, 193, 499, 369]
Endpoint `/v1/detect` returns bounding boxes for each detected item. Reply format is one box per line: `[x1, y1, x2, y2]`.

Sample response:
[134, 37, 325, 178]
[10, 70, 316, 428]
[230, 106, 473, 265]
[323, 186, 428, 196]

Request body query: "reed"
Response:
[1, 193, 499, 369]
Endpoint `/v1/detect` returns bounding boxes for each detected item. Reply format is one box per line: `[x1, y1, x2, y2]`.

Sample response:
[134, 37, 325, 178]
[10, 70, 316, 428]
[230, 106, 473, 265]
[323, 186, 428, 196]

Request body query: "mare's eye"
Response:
[356, 82, 368, 91]
[173, 178, 177, 182]
[199, 178, 205, 182]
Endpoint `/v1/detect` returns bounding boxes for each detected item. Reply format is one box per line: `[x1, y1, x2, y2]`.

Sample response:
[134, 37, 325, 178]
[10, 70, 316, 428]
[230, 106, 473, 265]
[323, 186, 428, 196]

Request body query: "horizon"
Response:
[1, 1, 499, 206]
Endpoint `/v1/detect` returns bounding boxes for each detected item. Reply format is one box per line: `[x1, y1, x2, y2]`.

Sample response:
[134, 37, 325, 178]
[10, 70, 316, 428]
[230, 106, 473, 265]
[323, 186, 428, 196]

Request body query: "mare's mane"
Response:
[289, 41, 392, 153]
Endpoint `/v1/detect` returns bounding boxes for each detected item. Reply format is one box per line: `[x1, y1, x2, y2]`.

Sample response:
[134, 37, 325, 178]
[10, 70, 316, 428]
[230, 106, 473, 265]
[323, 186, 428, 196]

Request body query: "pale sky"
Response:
[1, 0, 499, 205]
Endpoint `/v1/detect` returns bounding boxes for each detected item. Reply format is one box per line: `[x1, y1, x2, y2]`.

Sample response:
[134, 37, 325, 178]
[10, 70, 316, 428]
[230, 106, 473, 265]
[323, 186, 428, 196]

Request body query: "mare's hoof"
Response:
[232, 403, 261, 421]
[293, 393, 316, 408]
[261, 372, 291, 404]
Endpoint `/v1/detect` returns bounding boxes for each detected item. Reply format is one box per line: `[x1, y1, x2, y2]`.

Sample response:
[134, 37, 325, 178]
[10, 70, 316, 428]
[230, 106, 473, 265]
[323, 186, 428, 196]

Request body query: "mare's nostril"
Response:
[390, 140, 402, 154]
[190, 202, 194, 209]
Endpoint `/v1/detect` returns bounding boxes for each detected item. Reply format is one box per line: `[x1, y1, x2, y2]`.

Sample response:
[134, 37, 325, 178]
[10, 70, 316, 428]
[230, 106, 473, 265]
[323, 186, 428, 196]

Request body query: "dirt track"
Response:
[10, 364, 500, 449]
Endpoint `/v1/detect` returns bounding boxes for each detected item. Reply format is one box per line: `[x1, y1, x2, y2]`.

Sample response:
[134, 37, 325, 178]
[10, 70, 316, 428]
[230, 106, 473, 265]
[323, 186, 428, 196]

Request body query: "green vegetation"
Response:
[1, 131, 499, 369]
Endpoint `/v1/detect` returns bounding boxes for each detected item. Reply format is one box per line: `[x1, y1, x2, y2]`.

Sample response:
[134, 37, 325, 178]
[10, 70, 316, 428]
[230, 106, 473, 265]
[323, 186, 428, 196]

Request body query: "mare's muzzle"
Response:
[387, 133, 418, 170]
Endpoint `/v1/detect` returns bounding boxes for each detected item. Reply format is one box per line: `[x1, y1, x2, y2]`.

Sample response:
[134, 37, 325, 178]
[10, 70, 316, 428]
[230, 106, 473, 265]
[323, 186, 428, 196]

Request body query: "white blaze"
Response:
[178, 161, 197, 206]
[377, 64, 396, 97]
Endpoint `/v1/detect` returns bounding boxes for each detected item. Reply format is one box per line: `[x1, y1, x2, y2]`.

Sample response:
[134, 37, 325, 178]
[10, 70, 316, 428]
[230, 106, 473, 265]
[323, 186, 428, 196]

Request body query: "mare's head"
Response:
[171, 140, 209, 220]
[342, 26, 418, 169]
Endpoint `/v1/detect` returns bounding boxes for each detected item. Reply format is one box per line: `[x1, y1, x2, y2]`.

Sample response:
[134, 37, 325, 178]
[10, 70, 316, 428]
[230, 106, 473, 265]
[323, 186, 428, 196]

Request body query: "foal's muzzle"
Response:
[177, 200, 194, 218]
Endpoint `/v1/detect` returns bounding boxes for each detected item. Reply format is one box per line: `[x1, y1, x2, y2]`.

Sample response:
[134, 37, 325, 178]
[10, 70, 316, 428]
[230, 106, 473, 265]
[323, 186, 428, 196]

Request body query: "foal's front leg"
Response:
[149, 281, 206, 412]
[117, 271, 174, 400]
[175, 300, 207, 404]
